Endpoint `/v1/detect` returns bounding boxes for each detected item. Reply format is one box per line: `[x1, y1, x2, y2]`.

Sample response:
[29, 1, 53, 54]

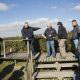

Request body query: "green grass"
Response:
[0, 61, 24, 80]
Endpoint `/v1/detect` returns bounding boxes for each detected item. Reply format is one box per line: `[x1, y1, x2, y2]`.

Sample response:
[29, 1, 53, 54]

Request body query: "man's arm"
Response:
[42, 30, 47, 39]
[42, 34, 47, 39]
[32, 27, 41, 31]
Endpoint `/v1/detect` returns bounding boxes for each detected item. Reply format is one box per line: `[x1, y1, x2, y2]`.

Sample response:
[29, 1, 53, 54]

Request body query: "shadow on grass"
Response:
[0, 60, 3, 64]
[8, 66, 24, 80]
[0, 63, 14, 79]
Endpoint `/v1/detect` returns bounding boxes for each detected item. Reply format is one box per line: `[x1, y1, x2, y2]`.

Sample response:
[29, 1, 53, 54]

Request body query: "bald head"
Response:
[47, 23, 52, 29]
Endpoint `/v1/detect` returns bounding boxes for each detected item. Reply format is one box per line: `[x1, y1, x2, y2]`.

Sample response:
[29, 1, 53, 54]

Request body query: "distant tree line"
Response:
[0, 32, 76, 54]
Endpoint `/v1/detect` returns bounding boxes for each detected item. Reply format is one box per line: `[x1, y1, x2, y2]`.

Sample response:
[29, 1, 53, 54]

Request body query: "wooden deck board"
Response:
[0, 53, 28, 60]
[36, 63, 78, 69]
[34, 71, 74, 79]
[38, 52, 78, 62]
[0, 52, 78, 61]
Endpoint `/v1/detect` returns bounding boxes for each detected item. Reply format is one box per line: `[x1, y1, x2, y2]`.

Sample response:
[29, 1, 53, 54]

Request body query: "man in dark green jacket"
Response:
[57, 22, 67, 59]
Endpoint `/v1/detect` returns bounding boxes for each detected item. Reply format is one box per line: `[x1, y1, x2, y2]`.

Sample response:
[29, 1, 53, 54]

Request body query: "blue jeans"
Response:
[73, 39, 80, 58]
[73, 39, 78, 49]
[46, 41, 55, 56]
[73, 73, 79, 80]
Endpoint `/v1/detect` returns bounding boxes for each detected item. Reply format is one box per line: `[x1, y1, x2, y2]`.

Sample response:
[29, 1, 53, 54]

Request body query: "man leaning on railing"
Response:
[21, 22, 41, 57]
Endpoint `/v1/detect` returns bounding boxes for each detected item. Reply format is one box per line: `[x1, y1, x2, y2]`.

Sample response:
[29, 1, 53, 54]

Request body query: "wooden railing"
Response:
[2, 39, 40, 80]
[3, 39, 31, 58]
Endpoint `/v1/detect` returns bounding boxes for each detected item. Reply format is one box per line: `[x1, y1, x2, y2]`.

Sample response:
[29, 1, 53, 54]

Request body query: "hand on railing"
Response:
[42, 34, 47, 39]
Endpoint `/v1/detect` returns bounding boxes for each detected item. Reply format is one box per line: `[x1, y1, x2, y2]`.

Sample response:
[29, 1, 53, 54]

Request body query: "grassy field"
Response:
[0, 61, 24, 80]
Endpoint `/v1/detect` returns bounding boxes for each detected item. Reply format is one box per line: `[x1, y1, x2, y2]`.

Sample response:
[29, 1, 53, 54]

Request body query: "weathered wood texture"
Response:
[38, 52, 78, 63]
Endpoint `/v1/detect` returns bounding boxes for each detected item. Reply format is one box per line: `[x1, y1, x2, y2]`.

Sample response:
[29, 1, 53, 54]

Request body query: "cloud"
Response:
[1, 18, 73, 38]
[74, 4, 80, 11]
[0, 2, 16, 11]
[68, 19, 73, 22]
[0, 3, 9, 11]
[0, 18, 60, 38]
[51, 6, 57, 9]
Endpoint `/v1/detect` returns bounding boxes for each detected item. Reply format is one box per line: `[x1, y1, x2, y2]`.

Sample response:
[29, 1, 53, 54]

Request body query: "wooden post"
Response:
[30, 51, 34, 74]
[23, 67, 27, 80]
[10, 48, 12, 52]
[26, 40, 31, 80]
[14, 60, 17, 66]
[3, 40, 6, 58]
[59, 77, 63, 80]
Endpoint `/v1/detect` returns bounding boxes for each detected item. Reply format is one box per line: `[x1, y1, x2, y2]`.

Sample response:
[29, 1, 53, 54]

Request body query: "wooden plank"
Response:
[34, 71, 74, 79]
[0, 53, 29, 60]
[4, 39, 31, 42]
[38, 52, 78, 63]
[36, 63, 78, 69]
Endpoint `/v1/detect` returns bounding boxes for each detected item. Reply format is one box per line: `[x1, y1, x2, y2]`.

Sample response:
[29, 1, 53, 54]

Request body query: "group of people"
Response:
[21, 20, 80, 59]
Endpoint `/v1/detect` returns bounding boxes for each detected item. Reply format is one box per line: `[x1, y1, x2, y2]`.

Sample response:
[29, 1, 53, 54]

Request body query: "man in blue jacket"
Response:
[71, 20, 80, 80]
[42, 23, 57, 57]
[21, 22, 41, 56]
[71, 20, 80, 49]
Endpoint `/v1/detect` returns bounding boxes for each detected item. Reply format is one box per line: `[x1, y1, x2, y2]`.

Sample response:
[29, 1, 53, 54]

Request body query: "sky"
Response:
[0, 0, 80, 37]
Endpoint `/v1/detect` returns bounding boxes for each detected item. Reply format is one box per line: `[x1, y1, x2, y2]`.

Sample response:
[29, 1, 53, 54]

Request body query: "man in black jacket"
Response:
[21, 22, 40, 56]
[57, 22, 67, 58]
[42, 23, 57, 57]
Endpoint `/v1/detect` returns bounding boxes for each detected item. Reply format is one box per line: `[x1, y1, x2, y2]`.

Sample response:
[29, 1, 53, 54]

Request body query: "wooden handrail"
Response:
[3, 39, 32, 42]
[3, 40, 6, 58]
[3, 39, 31, 58]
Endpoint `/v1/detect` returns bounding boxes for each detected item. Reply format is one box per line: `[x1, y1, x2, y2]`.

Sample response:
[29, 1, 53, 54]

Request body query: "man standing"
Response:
[42, 23, 57, 57]
[71, 20, 80, 49]
[57, 22, 67, 59]
[71, 20, 80, 58]
[71, 20, 80, 80]
[21, 22, 40, 56]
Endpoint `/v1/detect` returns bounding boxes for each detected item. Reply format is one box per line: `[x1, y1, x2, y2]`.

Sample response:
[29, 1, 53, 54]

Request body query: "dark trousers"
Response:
[24, 39, 35, 56]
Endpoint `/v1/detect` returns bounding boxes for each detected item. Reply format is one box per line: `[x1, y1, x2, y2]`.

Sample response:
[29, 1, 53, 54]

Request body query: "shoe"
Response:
[52, 56, 56, 58]
[60, 56, 66, 59]
[46, 55, 50, 57]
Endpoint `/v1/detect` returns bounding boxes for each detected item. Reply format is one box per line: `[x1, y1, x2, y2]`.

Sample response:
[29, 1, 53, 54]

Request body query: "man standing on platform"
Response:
[21, 22, 41, 56]
[71, 20, 80, 80]
[71, 20, 80, 58]
[57, 22, 67, 59]
[42, 23, 57, 57]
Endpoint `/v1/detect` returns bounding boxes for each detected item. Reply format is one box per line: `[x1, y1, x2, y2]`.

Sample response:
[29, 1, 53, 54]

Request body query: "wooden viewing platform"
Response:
[0, 39, 79, 80]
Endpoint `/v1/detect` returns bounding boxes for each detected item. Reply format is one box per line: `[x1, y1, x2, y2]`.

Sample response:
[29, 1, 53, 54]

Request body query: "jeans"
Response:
[30, 39, 35, 56]
[25, 39, 35, 56]
[73, 39, 80, 58]
[46, 41, 55, 56]
[73, 73, 79, 80]
[73, 39, 78, 49]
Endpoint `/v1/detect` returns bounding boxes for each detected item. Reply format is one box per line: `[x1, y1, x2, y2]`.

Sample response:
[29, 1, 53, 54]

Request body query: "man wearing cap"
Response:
[57, 22, 67, 59]
[21, 22, 41, 56]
